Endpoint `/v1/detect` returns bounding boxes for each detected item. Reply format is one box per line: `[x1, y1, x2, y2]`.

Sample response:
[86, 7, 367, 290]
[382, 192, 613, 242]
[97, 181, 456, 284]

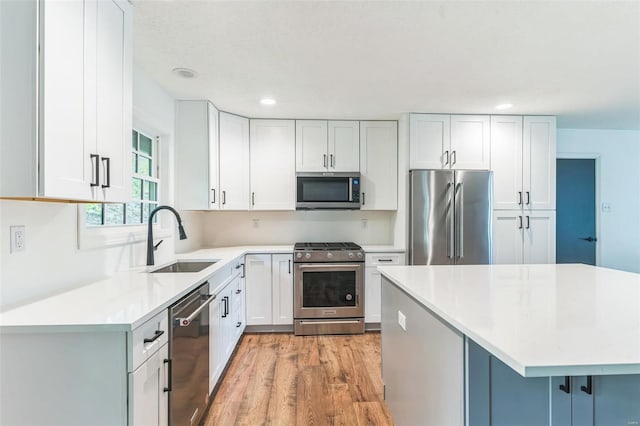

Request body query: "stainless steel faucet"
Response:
[147, 205, 187, 266]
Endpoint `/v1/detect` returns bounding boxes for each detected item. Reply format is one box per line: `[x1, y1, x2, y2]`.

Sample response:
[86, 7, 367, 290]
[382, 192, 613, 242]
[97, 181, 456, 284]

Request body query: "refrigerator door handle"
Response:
[456, 182, 464, 258]
[447, 182, 454, 258]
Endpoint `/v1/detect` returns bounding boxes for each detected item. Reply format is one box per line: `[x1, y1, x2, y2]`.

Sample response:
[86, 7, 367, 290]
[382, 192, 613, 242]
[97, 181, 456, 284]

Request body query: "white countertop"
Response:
[378, 264, 640, 377]
[0, 245, 292, 333]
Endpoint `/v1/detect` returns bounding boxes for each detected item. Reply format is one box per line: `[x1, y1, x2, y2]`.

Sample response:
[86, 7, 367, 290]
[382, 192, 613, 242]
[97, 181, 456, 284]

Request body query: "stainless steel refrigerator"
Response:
[409, 169, 493, 265]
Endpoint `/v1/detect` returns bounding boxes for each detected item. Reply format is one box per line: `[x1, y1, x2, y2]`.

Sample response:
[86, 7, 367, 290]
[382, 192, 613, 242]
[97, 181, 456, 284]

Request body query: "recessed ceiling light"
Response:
[260, 98, 276, 106]
[495, 103, 513, 110]
[172, 67, 198, 79]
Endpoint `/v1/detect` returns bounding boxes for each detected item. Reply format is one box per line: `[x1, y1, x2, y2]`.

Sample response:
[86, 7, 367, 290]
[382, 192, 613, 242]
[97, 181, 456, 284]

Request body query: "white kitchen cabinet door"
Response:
[219, 112, 250, 210]
[491, 116, 524, 210]
[175, 101, 219, 210]
[365, 267, 382, 323]
[360, 121, 398, 210]
[271, 254, 293, 325]
[523, 116, 556, 210]
[245, 254, 273, 325]
[409, 114, 450, 169]
[523, 211, 556, 264]
[209, 287, 223, 393]
[295, 120, 328, 172]
[493, 211, 525, 265]
[94, 0, 131, 202]
[328, 120, 360, 172]
[450, 115, 490, 170]
[250, 119, 295, 210]
[130, 343, 168, 426]
[231, 273, 246, 343]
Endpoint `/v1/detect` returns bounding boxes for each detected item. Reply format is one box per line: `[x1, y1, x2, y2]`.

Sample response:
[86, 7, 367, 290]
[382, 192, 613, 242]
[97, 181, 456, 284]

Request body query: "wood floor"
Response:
[203, 333, 394, 426]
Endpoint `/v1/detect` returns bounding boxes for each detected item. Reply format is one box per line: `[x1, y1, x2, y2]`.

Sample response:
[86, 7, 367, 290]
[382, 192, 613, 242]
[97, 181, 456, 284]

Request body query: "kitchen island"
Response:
[379, 264, 640, 426]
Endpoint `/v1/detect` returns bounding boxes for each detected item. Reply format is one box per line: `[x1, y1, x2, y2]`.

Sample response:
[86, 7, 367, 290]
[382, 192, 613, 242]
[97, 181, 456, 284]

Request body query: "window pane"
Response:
[132, 130, 138, 150]
[138, 156, 151, 176]
[150, 203, 158, 223]
[125, 202, 142, 224]
[104, 204, 124, 225]
[132, 153, 137, 173]
[140, 134, 152, 156]
[86, 204, 103, 226]
[132, 178, 142, 199]
[142, 180, 150, 200]
[149, 182, 158, 201]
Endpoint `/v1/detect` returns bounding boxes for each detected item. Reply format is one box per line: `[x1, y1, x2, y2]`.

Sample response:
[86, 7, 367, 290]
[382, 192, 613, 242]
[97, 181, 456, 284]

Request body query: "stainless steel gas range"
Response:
[293, 242, 365, 335]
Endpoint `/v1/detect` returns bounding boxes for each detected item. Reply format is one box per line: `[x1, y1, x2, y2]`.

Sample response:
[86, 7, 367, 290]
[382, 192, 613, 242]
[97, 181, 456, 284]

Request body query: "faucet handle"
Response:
[153, 240, 164, 251]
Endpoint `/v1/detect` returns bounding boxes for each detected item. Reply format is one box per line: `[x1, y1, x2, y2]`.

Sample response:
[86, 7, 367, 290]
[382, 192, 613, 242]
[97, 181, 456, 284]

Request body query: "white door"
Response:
[523, 211, 556, 264]
[492, 211, 525, 264]
[360, 121, 398, 210]
[245, 254, 273, 325]
[95, 0, 131, 202]
[295, 120, 328, 172]
[491, 116, 524, 210]
[219, 112, 250, 210]
[523, 116, 556, 210]
[328, 120, 360, 172]
[209, 289, 223, 393]
[409, 114, 450, 169]
[450, 115, 490, 170]
[364, 266, 382, 323]
[40, 0, 93, 200]
[271, 254, 293, 325]
[130, 343, 169, 426]
[250, 119, 295, 210]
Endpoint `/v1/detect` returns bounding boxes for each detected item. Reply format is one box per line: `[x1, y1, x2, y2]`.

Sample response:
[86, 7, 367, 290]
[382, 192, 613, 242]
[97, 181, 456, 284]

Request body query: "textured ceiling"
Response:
[133, 1, 640, 130]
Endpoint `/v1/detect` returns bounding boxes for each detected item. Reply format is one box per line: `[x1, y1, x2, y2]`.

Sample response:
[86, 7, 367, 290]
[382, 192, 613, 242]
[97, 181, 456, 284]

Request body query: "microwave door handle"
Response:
[349, 178, 353, 202]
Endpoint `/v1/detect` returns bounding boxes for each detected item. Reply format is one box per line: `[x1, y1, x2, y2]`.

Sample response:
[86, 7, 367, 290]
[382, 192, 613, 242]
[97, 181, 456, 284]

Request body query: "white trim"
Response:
[556, 152, 601, 267]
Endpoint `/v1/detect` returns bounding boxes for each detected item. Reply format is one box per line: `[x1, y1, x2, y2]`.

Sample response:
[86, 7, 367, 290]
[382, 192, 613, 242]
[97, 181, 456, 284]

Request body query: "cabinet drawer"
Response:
[365, 253, 406, 265]
[130, 310, 169, 372]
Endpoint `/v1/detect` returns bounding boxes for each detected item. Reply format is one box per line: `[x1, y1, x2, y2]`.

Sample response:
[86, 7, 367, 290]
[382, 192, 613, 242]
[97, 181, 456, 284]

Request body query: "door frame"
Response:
[556, 152, 601, 266]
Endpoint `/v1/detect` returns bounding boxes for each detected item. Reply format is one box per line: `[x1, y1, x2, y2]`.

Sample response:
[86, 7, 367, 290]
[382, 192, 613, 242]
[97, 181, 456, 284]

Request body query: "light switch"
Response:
[602, 202, 612, 213]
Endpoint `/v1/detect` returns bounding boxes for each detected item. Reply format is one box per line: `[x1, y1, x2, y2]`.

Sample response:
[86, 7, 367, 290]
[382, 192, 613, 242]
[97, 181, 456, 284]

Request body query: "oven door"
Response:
[294, 263, 364, 319]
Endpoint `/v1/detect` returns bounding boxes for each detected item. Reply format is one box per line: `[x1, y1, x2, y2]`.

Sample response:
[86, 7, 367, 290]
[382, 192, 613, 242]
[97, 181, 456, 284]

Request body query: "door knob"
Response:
[579, 237, 597, 242]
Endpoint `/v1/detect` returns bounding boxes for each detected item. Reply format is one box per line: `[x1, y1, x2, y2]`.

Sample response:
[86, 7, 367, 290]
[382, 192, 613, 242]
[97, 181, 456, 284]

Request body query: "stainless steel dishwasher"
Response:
[168, 282, 215, 426]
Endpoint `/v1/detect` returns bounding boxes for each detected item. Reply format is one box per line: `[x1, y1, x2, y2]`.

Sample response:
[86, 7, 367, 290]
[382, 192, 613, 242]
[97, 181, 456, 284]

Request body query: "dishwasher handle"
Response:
[176, 294, 216, 327]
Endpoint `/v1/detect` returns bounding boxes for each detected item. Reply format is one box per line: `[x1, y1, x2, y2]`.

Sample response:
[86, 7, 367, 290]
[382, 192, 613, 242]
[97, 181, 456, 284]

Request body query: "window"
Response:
[85, 129, 160, 226]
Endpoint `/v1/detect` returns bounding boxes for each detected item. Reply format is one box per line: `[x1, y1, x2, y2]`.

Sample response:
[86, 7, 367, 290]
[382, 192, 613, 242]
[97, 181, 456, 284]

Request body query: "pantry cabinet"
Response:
[219, 112, 250, 210]
[295, 120, 359, 172]
[491, 116, 556, 210]
[360, 121, 398, 210]
[0, 0, 132, 202]
[409, 114, 490, 170]
[249, 120, 296, 210]
[493, 211, 556, 264]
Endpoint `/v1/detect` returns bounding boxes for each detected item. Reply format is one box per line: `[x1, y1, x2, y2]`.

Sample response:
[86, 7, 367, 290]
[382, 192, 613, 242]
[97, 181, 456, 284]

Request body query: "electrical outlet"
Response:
[361, 219, 368, 229]
[10, 225, 26, 253]
[602, 202, 612, 213]
[252, 219, 260, 228]
[398, 311, 406, 331]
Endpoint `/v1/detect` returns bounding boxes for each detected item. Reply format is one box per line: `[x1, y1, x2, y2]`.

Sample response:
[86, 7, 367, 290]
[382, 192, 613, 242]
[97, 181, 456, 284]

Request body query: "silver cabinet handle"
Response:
[443, 150, 449, 166]
[177, 294, 216, 326]
[241, 263, 245, 278]
[451, 150, 457, 166]
[456, 182, 464, 258]
[222, 190, 226, 205]
[526, 191, 530, 205]
[518, 191, 523, 205]
[211, 188, 215, 204]
[330, 154, 334, 168]
[323, 154, 327, 168]
[101, 157, 111, 188]
[90, 154, 100, 187]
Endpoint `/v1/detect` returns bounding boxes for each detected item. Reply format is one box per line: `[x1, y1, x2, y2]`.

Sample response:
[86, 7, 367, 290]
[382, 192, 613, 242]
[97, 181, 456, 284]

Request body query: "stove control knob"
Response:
[327, 252, 333, 259]
[305, 253, 311, 259]
[345, 293, 353, 301]
[296, 252, 302, 259]
[357, 252, 363, 258]
[348, 252, 354, 258]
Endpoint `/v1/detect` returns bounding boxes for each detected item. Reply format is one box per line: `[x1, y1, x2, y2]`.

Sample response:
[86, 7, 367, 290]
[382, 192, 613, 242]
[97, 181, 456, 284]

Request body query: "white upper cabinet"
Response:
[0, 0, 132, 202]
[360, 121, 398, 210]
[491, 115, 556, 210]
[219, 112, 250, 210]
[295, 120, 359, 172]
[175, 101, 219, 210]
[250, 119, 296, 210]
[409, 114, 489, 170]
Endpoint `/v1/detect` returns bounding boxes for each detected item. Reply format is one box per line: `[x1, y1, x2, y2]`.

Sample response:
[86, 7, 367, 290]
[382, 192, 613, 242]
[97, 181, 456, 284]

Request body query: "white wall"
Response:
[0, 66, 203, 310]
[557, 128, 640, 273]
[202, 210, 395, 246]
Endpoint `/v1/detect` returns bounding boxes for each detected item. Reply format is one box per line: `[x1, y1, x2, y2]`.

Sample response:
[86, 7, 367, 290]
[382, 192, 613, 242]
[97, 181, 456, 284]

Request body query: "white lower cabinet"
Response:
[245, 253, 294, 327]
[493, 211, 556, 264]
[364, 252, 405, 323]
[130, 343, 169, 426]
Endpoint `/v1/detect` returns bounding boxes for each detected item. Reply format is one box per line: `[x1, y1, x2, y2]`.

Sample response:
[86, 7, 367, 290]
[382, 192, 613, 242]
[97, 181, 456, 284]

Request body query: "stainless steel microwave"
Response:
[296, 172, 361, 210]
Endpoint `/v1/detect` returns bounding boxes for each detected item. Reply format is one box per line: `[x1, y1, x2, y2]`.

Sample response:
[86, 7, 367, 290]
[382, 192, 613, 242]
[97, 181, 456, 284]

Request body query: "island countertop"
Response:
[378, 263, 640, 377]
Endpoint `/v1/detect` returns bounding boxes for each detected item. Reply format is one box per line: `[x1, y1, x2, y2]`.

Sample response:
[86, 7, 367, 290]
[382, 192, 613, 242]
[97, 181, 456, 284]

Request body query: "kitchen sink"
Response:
[151, 260, 217, 273]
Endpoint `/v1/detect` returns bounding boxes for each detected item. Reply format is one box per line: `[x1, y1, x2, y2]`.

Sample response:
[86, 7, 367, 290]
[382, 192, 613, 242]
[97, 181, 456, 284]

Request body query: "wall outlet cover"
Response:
[10, 225, 26, 253]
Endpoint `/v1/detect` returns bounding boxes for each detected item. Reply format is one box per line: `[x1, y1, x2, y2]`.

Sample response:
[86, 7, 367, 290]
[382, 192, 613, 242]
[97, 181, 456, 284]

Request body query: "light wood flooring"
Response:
[204, 332, 394, 426]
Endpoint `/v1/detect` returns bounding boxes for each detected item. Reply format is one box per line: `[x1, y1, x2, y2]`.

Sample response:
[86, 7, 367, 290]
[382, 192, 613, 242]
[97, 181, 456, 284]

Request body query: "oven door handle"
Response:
[296, 263, 363, 270]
